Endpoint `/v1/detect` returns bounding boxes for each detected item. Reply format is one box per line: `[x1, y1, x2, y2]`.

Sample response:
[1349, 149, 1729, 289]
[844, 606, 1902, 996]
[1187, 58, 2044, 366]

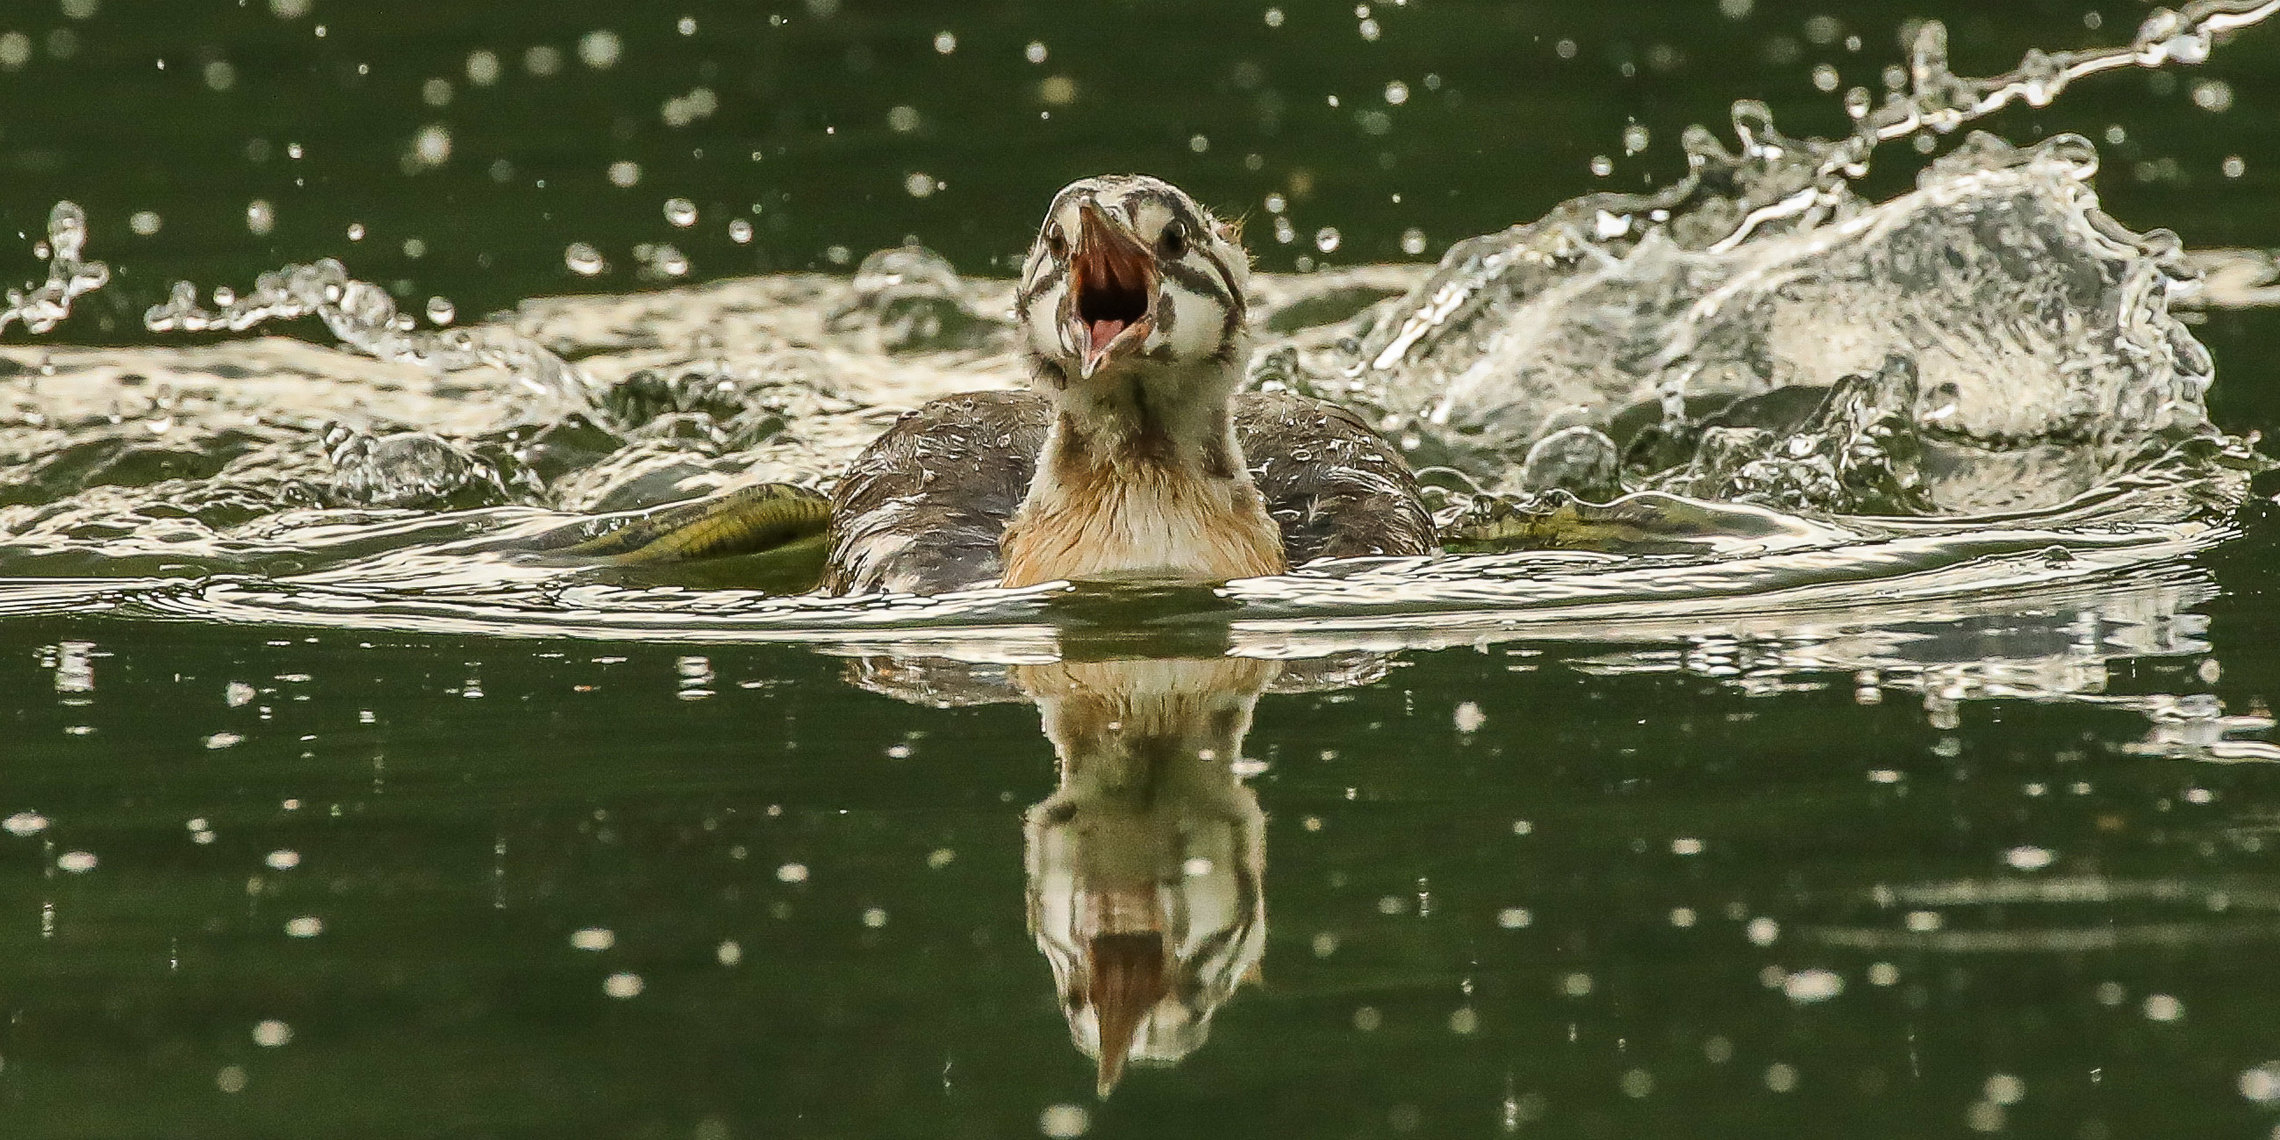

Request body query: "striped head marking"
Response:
[1016, 175, 1250, 384]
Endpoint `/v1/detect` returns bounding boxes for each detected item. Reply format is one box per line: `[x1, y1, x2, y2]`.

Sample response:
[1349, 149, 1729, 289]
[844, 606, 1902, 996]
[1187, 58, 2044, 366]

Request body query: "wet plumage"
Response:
[822, 389, 1436, 595]
[820, 174, 1437, 595]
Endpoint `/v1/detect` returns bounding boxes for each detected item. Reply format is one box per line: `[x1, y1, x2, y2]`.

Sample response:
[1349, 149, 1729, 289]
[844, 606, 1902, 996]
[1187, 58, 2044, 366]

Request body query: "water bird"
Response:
[819, 175, 1437, 594]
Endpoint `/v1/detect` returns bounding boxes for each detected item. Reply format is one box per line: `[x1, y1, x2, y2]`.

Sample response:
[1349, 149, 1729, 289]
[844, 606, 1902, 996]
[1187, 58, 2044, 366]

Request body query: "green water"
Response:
[7, 1, 2280, 1138]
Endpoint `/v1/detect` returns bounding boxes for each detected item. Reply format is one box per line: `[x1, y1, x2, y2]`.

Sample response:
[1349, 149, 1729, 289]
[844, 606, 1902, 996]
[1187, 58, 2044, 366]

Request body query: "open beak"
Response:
[1063, 203, 1158, 379]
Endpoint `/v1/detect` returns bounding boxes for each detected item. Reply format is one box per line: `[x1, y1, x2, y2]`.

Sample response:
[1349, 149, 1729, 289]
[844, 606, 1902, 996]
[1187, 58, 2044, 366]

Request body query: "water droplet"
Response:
[578, 29, 623, 70]
[464, 49, 501, 86]
[1384, 79, 1409, 105]
[1400, 227, 1426, 256]
[1314, 226, 1341, 253]
[1024, 41, 1048, 64]
[129, 210, 162, 236]
[2240, 1063, 2280, 1104]
[904, 172, 936, 198]
[663, 197, 698, 227]
[564, 242, 607, 276]
[1783, 969, 1844, 1003]
[932, 30, 956, 54]
[252, 1020, 292, 1047]
[57, 850, 97, 873]
[425, 297, 455, 325]
[245, 199, 275, 236]
[523, 45, 563, 75]
[411, 124, 453, 167]
[1040, 1104, 1091, 1138]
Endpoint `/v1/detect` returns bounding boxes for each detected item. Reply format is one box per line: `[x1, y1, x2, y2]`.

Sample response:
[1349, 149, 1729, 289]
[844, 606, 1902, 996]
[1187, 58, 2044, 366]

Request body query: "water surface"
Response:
[5, 2, 2280, 1138]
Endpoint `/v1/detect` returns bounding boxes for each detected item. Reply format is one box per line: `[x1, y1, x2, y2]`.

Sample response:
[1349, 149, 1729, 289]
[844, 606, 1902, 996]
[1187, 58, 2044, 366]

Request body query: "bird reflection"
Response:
[1016, 656, 1274, 1096]
[842, 650, 1382, 1095]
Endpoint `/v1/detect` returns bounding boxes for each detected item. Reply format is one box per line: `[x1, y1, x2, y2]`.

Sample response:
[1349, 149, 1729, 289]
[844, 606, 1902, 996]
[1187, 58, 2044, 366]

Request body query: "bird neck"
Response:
[1001, 356, 1286, 588]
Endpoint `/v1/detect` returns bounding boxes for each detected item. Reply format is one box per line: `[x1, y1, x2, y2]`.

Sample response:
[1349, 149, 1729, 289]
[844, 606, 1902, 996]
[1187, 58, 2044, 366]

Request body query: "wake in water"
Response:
[0, 3, 2274, 716]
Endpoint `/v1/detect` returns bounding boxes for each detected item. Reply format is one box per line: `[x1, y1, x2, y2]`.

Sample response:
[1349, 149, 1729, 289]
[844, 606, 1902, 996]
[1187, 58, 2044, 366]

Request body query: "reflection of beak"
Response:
[1087, 930, 1169, 1097]
[1063, 202, 1158, 379]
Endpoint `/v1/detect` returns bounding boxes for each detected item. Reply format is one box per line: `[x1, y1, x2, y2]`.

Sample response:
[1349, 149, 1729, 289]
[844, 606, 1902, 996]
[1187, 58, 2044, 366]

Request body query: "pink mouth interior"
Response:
[1088, 319, 1128, 355]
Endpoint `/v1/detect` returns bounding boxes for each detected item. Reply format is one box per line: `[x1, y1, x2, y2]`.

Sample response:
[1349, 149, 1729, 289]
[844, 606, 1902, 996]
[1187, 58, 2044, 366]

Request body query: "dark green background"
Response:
[2, 0, 2275, 328]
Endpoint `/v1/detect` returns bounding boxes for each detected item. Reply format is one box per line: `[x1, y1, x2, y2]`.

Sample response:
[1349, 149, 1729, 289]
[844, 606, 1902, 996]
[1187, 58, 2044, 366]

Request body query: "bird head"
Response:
[1017, 175, 1251, 386]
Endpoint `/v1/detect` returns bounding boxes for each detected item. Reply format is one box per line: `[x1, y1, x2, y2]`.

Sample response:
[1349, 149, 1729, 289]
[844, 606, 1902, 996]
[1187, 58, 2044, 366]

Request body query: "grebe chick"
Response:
[822, 175, 1436, 596]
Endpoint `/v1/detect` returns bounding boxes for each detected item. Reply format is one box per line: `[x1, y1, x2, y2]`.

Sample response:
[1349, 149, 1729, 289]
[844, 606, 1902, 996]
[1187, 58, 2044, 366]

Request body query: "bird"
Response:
[818, 174, 1437, 595]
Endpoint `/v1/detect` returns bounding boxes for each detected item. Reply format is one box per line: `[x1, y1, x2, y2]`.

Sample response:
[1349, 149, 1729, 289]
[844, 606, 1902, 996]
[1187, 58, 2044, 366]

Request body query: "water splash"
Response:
[0, 202, 110, 336]
[0, 5, 2269, 684]
[1316, 3, 2280, 515]
[143, 258, 593, 407]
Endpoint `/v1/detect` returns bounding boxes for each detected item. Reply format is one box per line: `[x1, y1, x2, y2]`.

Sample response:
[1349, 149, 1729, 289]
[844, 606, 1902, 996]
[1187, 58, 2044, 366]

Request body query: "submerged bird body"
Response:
[824, 390, 1431, 595]
[821, 175, 1435, 595]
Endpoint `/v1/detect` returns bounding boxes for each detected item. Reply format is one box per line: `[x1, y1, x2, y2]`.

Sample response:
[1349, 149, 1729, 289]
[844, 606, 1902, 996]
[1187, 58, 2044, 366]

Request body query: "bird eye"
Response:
[1159, 220, 1188, 258]
[1044, 223, 1068, 259]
